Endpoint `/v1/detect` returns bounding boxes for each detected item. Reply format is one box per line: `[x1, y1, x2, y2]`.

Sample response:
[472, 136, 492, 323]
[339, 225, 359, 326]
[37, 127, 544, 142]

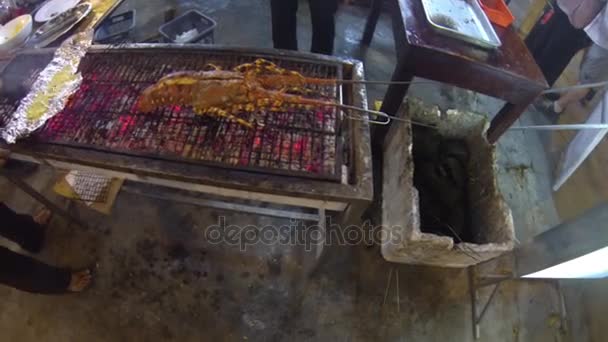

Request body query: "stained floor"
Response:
[0, 0, 595, 341]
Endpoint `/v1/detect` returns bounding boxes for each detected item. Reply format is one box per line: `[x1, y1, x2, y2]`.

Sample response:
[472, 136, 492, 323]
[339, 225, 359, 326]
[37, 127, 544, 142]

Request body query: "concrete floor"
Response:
[0, 0, 595, 341]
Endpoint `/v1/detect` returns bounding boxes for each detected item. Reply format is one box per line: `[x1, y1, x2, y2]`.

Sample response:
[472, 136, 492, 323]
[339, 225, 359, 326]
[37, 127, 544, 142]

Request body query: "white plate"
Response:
[34, 0, 80, 23]
[0, 15, 33, 51]
[29, 2, 92, 48]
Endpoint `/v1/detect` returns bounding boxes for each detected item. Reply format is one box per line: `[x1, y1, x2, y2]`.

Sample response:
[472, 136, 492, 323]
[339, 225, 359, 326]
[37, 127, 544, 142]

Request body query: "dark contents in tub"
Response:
[412, 126, 473, 242]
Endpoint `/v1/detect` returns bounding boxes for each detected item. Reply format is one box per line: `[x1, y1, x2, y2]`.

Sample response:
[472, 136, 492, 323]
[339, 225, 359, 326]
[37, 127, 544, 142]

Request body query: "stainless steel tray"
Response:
[421, 0, 502, 49]
[26, 2, 92, 48]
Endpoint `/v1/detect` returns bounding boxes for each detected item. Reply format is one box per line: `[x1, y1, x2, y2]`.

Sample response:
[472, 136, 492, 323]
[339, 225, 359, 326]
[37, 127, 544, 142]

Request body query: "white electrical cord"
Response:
[348, 79, 608, 127]
[541, 80, 608, 94]
[350, 79, 608, 94]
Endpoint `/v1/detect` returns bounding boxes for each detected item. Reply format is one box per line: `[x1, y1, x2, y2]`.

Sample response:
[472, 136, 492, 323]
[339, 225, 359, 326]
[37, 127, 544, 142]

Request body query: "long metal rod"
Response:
[477, 283, 501, 324]
[601, 95, 607, 124]
[333, 80, 438, 86]
[339, 104, 391, 125]
[510, 123, 608, 131]
[338, 104, 439, 128]
[307, 206, 328, 278]
[554, 281, 568, 334]
[469, 267, 508, 340]
[542, 80, 608, 94]
[383, 267, 394, 308]
[122, 185, 321, 221]
[315, 207, 326, 260]
[468, 267, 480, 340]
[332, 78, 608, 92]
[396, 269, 400, 314]
[476, 275, 512, 288]
[336, 74, 608, 91]
[0, 170, 90, 229]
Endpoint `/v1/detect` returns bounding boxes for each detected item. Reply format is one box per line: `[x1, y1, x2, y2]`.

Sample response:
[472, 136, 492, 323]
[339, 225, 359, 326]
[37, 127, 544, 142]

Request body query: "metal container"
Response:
[26, 2, 92, 48]
[421, 0, 502, 49]
[159, 10, 216, 44]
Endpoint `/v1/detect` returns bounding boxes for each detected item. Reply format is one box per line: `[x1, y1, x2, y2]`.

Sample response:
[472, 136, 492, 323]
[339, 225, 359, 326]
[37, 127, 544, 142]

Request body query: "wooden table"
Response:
[362, 0, 547, 145]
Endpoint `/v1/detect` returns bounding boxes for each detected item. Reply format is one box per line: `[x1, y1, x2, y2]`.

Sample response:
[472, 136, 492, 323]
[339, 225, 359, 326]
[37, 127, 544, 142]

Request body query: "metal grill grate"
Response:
[66, 172, 112, 203]
[34, 50, 345, 181]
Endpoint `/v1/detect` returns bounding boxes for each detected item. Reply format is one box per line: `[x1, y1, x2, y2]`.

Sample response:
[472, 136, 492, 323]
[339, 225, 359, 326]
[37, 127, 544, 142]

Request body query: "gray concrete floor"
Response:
[0, 0, 593, 341]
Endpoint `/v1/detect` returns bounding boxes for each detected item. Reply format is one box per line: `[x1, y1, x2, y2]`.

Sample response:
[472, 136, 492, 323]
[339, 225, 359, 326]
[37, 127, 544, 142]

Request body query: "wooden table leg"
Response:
[361, 0, 383, 45]
[487, 100, 533, 144]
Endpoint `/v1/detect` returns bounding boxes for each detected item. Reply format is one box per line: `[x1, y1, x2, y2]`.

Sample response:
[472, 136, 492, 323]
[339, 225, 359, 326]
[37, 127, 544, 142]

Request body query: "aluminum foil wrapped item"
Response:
[0, 30, 92, 143]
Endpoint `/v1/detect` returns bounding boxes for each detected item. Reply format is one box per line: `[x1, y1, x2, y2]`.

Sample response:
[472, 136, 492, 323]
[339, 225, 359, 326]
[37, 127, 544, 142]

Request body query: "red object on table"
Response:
[479, 0, 515, 27]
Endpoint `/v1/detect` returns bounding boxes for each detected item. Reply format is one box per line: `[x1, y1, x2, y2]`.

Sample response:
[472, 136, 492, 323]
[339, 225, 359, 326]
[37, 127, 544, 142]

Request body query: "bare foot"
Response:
[33, 208, 52, 226]
[68, 269, 93, 292]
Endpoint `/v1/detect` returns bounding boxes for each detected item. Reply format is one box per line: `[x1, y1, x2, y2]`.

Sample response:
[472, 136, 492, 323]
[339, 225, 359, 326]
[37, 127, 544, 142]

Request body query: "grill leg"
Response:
[468, 266, 512, 340]
[307, 207, 327, 278]
[340, 201, 369, 227]
[0, 170, 90, 230]
[308, 202, 368, 277]
[314, 207, 326, 261]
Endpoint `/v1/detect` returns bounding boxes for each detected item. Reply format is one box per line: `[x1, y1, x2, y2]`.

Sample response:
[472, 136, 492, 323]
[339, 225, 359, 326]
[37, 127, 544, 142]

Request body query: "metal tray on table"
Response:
[27, 2, 92, 48]
[421, 0, 502, 49]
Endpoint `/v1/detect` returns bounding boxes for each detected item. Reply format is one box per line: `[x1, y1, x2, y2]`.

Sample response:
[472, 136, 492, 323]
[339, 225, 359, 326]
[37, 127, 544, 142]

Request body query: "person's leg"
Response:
[554, 88, 590, 113]
[0, 245, 72, 294]
[271, 0, 298, 50]
[309, 0, 338, 55]
[526, 5, 591, 86]
[555, 44, 608, 113]
[0, 203, 48, 253]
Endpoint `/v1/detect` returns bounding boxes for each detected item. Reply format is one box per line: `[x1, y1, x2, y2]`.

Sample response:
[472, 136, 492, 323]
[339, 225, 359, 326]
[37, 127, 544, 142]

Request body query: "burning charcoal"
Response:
[33, 52, 344, 179]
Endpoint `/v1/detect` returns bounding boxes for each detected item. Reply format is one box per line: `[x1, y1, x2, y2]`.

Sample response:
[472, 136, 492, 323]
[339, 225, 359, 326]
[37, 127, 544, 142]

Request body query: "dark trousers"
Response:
[0, 204, 70, 294]
[270, 0, 338, 55]
[525, 4, 591, 86]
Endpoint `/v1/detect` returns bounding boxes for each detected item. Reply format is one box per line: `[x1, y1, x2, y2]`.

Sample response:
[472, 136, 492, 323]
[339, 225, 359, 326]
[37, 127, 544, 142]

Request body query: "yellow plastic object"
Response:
[374, 100, 382, 112]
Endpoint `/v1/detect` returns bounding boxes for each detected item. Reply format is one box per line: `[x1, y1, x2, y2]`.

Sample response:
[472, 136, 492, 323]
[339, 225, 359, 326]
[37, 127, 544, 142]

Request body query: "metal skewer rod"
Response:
[332, 80, 438, 86]
[336, 104, 391, 125]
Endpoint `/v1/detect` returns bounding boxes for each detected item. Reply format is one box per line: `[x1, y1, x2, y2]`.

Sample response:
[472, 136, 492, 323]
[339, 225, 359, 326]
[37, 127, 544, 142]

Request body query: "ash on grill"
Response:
[34, 51, 345, 180]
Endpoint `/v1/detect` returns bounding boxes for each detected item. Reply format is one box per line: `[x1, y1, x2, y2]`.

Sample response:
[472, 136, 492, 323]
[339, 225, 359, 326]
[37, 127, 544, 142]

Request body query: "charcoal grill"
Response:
[3, 45, 373, 250]
[31, 48, 345, 181]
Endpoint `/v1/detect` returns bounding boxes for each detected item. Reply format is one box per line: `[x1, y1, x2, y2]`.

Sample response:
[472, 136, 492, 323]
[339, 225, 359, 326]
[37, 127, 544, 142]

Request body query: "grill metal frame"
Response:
[30, 47, 346, 181]
[5, 45, 373, 209]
